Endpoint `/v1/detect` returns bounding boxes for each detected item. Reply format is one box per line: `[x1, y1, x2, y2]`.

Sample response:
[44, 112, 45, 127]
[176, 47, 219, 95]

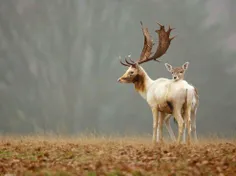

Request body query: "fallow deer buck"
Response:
[117, 21, 196, 145]
[164, 62, 199, 142]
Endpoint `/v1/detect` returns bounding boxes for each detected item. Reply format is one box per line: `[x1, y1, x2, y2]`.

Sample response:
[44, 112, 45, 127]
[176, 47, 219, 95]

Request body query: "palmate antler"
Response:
[139, 21, 153, 62]
[120, 21, 176, 67]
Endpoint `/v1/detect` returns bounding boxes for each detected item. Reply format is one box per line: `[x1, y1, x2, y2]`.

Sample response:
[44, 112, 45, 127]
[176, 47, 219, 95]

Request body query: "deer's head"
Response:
[165, 62, 189, 81]
[117, 63, 141, 83]
[117, 21, 176, 83]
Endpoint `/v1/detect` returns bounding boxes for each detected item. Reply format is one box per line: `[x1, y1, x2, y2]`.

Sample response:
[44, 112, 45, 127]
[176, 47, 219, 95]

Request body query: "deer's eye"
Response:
[180, 71, 184, 74]
[130, 71, 134, 75]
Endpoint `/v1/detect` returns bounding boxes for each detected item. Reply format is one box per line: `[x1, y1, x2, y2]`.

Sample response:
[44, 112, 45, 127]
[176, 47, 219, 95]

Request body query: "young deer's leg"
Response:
[156, 112, 161, 143]
[182, 109, 191, 145]
[164, 114, 176, 141]
[186, 108, 192, 145]
[151, 108, 158, 144]
[191, 108, 198, 142]
[173, 107, 184, 144]
[182, 121, 186, 143]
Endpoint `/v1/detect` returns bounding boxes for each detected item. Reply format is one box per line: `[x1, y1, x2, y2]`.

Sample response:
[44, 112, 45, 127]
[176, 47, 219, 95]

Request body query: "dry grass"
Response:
[0, 135, 236, 176]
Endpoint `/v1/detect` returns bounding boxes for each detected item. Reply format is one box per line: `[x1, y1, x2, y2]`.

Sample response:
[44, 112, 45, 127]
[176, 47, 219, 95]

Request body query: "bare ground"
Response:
[0, 135, 236, 176]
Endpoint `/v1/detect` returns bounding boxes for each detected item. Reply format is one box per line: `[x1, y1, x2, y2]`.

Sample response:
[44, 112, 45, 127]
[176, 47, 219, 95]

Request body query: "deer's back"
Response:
[146, 78, 171, 107]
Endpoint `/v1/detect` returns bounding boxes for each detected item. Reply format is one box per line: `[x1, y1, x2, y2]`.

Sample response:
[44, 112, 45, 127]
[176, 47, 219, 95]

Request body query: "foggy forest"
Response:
[0, 0, 236, 137]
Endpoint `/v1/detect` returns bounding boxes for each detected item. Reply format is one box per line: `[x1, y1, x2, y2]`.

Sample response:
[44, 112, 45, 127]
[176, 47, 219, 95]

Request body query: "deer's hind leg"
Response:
[164, 114, 176, 141]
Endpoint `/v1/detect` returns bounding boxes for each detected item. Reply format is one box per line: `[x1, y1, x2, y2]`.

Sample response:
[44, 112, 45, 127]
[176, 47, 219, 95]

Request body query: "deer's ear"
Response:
[165, 63, 172, 72]
[182, 62, 189, 70]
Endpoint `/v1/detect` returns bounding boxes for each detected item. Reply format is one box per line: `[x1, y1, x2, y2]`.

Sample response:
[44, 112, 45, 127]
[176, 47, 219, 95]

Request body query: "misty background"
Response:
[0, 0, 235, 137]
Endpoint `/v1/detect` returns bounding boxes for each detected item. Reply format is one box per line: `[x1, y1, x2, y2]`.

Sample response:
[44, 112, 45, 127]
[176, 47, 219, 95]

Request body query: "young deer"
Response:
[117, 21, 196, 145]
[164, 62, 199, 142]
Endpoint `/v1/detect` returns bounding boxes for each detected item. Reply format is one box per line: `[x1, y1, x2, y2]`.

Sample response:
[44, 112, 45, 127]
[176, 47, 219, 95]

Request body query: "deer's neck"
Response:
[133, 68, 153, 100]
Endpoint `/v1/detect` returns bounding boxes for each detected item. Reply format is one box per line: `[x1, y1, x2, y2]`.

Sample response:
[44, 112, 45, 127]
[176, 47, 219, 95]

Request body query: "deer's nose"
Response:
[174, 76, 177, 79]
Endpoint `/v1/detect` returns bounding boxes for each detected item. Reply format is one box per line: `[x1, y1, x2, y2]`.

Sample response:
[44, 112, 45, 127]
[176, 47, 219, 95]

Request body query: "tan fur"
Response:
[157, 103, 172, 114]
[172, 67, 185, 80]
[118, 64, 196, 144]
[133, 72, 146, 93]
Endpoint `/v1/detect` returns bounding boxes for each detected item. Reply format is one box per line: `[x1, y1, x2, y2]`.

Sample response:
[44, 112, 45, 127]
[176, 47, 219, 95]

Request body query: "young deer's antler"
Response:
[120, 21, 175, 66]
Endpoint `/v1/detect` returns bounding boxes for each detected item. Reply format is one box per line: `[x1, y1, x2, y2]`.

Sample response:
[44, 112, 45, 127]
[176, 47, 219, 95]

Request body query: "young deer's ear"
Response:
[165, 63, 173, 72]
[182, 62, 189, 70]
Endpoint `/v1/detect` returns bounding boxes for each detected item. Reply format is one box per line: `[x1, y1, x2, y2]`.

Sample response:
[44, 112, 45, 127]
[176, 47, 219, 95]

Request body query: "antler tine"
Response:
[137, 22, 176, 64]
[167, 25, 175, 35]
[156, 22, 164, 28]
[170, 35, 177, 41]
[156, 22, 162, 26]
[119, 54, 137, 67]
[138, 21, 153, 63]
[125, 57, 134, 65]
[129, 58, 135, 63]
[119, 56, 130, 67]
[120, 59, 130, 67]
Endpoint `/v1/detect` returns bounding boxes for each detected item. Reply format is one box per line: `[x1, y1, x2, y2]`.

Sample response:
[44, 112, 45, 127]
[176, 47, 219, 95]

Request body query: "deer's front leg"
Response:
[157, 111, 165, 143]
[151, 107, 158, 144]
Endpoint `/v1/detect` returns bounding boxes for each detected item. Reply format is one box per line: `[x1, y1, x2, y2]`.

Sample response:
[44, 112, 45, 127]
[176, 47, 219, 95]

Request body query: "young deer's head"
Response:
[165, 62, 189, 81]
[117, 21, 176, 85]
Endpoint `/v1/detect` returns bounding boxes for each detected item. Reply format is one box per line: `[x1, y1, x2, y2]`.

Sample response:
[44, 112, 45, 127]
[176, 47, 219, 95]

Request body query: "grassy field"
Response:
[0, 135, 235, 176]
